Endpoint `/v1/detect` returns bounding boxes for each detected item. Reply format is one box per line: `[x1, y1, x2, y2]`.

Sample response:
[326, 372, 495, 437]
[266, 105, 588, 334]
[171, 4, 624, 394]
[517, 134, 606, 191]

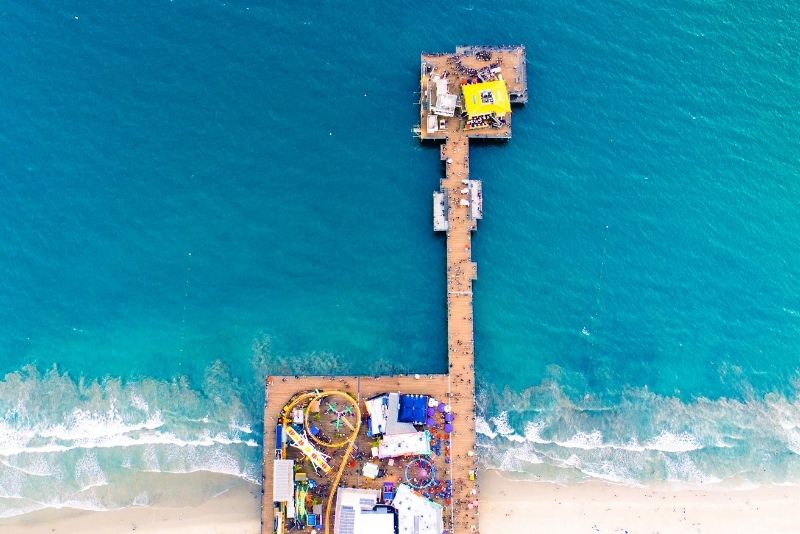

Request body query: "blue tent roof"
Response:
[397, 394, 429, 424]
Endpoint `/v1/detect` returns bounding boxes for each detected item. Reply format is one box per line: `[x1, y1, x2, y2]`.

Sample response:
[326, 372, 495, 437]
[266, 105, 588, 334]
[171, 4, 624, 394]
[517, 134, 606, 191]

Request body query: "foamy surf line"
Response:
[476, 381, 800, 486]
[0, 470, 262, 529]
[0, 364, 263, 518]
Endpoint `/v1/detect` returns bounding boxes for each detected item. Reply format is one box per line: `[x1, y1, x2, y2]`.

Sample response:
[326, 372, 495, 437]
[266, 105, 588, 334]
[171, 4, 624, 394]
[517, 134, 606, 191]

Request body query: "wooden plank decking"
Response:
[441, 131, 480, 533]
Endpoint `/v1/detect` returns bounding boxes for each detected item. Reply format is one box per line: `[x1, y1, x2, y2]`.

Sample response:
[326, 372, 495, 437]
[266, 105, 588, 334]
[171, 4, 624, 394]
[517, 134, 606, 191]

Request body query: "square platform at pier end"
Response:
[418, 46, 527, 140]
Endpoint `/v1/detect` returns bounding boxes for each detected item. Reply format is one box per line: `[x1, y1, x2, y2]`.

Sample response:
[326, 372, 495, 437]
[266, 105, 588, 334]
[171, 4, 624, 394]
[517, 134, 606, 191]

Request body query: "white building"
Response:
[333, 487, 396, 534]
[393, 484, 443, 534]
[377, 431, 431, 459]
[364, 393, 416, 436]
[430, 75, 457, 117]
[272, 459, 294, 503]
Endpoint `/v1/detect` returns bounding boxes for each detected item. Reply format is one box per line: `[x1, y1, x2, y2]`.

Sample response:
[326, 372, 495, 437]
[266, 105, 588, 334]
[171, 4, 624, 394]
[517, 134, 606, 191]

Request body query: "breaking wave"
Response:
[476, 378, 800, 486]
[0, 363, 262, 518]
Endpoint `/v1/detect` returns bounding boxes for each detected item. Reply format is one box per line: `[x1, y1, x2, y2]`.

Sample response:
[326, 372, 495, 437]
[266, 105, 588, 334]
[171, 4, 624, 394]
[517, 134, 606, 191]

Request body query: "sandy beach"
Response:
[4, 468, 800, 533]
[0, 472, 262, 534]
[479, 469, 800, 533]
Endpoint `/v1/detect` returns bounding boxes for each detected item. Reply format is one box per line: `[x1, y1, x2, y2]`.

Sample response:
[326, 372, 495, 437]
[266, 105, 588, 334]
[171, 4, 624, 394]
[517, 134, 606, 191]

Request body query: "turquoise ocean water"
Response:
[1, 0, 799, 516]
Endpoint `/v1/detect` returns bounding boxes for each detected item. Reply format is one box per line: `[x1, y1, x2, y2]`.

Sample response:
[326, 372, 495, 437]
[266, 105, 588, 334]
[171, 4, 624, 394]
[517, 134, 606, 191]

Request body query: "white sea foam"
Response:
[779, 420, 798, 430]
[477, 376, 800, 486]
[0, 501, 52, 519]
[130, 393, 150, 413]
[664, 456, 720, 485]
[643, 431, 702, 453]
[38, 406, 165, 442]
[578, 467, 643, 486]
[0, 363, 262, 517]
[143, 446, 260, 483]
[784, 428, 800, 455]
[75, 451, 108, 491]
[1, 456, 54, 477]
[497, 446, 544, 472]
[475, 416, 497, 439]
[489, 412, 525, 442]
[0, 429, 258, 457]
[229, 421, 253, 434]
[0, 466, 25, 499]
[555, 430, 605, 450]
[523, 420, 550, 444]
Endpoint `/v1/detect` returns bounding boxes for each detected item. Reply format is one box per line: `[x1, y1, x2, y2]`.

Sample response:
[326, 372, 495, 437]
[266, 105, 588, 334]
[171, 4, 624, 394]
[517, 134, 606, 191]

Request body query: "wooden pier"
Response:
[418, 46, 527, 141]
[261, 46, 526, 534]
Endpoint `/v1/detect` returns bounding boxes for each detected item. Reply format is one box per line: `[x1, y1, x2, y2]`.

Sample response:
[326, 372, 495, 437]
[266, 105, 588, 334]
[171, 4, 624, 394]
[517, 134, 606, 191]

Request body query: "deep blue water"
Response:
[0, 0, 799, 515]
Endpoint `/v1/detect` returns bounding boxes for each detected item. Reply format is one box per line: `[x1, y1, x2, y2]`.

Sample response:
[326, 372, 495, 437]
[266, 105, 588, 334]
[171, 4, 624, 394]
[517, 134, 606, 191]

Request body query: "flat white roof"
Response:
[378, 431, 431, 459]
[272, 459, 294, 503]
[366, 393, 416, 437]
[394, 483, 442, 534]
[334, 487, 395, 534]
[432, 92, 457, 117]
[365, 396, 388, 435]
[356, 513, 395, 533]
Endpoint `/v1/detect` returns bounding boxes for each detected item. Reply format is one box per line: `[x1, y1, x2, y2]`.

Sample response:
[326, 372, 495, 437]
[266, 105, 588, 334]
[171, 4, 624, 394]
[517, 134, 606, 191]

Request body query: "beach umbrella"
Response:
[444, 423, 453, 433]
[425, 417, 435, 427]
[426, 407, 435, 417]
[444, 413, 453, 423]
[437, 402, 446, 413]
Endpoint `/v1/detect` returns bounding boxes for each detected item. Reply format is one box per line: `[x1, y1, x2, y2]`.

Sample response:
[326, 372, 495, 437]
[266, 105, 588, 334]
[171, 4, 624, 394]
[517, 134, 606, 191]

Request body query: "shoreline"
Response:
[4, 469, 800, 532]
[0, 471, 261, 534]
[479, 469, 800, 533]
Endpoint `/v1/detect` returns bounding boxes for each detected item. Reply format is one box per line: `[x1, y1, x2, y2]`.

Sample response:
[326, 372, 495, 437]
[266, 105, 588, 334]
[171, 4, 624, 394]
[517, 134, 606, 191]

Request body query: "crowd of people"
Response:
[465, 113, 493, 130]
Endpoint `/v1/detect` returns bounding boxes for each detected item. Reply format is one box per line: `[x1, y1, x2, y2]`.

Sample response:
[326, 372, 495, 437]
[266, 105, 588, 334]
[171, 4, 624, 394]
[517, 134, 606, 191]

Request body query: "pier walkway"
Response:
[262, 46, 526, 534]
[441, 130, 480, 532]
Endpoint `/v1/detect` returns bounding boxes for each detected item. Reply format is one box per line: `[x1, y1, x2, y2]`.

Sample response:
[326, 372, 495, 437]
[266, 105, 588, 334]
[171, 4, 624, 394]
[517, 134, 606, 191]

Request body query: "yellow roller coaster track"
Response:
[279, 390, 361, 534]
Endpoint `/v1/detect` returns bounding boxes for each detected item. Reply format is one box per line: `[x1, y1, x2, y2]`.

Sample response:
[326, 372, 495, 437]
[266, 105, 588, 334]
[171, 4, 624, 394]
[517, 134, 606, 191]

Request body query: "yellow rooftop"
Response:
[461, 80, 511, 118]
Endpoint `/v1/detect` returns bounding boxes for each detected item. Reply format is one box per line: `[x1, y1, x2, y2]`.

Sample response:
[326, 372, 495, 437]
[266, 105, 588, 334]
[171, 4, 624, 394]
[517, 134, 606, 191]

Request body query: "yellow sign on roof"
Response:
[461, 80, 511, 118]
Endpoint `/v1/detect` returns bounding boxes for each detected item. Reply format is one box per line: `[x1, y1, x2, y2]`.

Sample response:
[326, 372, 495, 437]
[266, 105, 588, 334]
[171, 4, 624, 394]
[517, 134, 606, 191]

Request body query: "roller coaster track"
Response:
[279, 390, 361, 534]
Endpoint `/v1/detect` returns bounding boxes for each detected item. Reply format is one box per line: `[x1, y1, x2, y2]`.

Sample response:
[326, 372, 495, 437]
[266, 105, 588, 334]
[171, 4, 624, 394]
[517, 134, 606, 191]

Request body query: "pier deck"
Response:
[441, 131, 479, 533]
[262, 46, 526, 534]
[262, 375, 455, 532]
[419, 46, 527, 141]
